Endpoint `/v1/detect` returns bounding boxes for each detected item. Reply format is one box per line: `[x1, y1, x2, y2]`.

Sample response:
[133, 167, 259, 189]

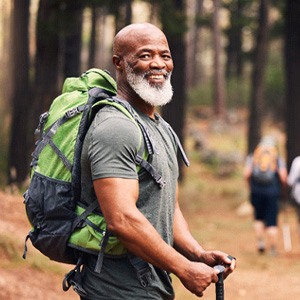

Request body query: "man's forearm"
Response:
[109, 206, 194, 278]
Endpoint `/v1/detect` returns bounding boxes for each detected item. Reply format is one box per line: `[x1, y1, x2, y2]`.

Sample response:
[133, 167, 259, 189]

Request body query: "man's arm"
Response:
[93, 177, 222, 297]
[243, 156, 252, 184]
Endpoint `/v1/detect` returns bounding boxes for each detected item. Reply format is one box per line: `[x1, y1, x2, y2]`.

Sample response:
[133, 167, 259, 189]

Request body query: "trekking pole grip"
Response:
[214, 265, 225, 300]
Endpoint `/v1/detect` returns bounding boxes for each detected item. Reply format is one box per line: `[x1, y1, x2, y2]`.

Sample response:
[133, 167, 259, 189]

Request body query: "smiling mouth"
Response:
[146, 72, 169, 85]
[149, 74, 164, 80]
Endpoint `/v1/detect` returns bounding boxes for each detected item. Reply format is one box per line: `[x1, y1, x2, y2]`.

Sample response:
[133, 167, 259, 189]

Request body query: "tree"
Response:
[247, 0, 270, 153]
[33, 0, 61, 118]
[160, 0, 188, 179]
[225, 0, 249, 78]
[7, 0, 30, 184]
[285, 0, 300, 169]
[186, 0, 204, 87]
[212, 0, 226, 119]
[108, 0, 132, 33]
[62, 1, 84, 77]
[88, 4, 98, 69]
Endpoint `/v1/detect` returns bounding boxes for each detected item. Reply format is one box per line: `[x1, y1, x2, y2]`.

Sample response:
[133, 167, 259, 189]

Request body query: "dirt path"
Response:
[0, 184, 300, 300]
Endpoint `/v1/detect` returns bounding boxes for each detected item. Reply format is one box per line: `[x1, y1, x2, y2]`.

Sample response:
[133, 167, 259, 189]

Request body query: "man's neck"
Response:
[116, 89, 156, 119]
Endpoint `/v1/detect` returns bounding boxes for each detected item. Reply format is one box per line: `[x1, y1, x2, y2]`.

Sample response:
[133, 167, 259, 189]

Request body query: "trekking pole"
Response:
[282, 195, 292, 252]
[214, 265, 225, 300]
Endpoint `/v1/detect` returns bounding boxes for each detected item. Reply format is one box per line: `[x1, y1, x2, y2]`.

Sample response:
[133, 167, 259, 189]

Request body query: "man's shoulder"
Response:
[94, 105, 139, 129]
[89, 105, 141, 147]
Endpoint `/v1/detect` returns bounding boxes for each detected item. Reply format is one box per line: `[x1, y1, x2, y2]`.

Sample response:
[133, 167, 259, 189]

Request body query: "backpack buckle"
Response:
[128, 255, 154, 288]
[62, 258, 87, 297]
[156, 176, 166, 188]
[35, 112, 49, 135]
[65, 105, 85, 119]
[65, 107, 79, 118]
[137, 268, 154, 287]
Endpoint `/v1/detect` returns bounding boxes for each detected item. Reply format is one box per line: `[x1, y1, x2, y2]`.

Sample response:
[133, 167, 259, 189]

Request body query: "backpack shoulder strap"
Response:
[155, 114, 190, 167]
[89, 89, 165, 188]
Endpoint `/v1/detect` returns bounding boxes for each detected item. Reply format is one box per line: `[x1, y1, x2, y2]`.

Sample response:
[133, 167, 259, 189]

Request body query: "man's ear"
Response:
[113, 55, 122, 71]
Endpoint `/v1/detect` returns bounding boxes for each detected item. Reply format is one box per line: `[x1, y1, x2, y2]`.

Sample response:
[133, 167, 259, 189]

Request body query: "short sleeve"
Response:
[88, 107, 142, 180]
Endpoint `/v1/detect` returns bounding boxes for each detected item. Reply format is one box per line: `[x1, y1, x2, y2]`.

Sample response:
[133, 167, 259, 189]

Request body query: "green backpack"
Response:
[23, 68, 189, 295]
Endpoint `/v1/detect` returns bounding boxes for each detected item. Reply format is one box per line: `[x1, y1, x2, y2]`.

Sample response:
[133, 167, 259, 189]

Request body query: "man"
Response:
[244, 135, 287, 256]
[80, 23, 236, 299]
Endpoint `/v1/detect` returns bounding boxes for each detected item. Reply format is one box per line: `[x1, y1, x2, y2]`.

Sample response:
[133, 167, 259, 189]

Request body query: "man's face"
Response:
[123, 34, 174, 106]
[125, 61, 173, 107]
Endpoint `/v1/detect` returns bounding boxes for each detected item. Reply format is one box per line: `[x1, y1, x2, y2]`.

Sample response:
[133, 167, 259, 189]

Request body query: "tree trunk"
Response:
[88, 5, 97, 69]
[63, 2, 83, 77]
[160, 0, 188, 180]
[33, 0, 60, 117]
[247, 0, 270, 153]
[285, 0, 300, 169]
[7, 0, 30, 184]
[186, 0, 204, 87]
[226, 0, 244, 78]
[111, 0, 132, 34]
[212, 0, 226, 119]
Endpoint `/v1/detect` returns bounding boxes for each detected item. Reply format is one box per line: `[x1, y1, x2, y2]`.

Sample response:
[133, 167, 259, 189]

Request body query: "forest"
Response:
[0, 0, 300, 187]
[1, 1, 300, 299]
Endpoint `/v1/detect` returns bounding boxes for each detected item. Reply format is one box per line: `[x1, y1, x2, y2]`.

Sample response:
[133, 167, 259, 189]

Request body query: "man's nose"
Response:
[149, 55, 166, 69]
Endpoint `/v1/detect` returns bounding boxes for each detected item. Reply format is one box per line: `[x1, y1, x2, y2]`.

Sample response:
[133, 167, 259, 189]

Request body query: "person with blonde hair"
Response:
[244, 135, 287, 255]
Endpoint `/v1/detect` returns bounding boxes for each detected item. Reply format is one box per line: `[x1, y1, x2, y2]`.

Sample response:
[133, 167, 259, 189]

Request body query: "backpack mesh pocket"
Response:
[24, 172, 77, 264]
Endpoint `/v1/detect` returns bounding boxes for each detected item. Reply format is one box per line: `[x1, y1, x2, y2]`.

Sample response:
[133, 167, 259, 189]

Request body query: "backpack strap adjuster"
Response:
[62, 256, 87, 297]
[65, 105, 86, 119]
[135, 154, 166, 188]
[128, 254, 154, 288]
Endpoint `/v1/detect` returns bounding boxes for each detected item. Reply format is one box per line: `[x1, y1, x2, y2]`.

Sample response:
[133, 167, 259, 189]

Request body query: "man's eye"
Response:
[140, 54, 151, 59]
[162, 54, 171, 60]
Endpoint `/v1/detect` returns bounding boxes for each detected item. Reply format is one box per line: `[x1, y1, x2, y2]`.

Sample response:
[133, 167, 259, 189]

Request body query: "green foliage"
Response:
[265, 51, 285, 118]
[188, 77, 250, 108]
[187, 83, 213, 107]
[226, 77, 250, 107]
[159, 0, 188, 35]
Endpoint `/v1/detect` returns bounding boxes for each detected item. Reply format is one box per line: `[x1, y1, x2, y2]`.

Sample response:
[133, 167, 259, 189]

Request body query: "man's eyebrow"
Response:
[137, 48, 152, 53]
[137, 48, 171, 54]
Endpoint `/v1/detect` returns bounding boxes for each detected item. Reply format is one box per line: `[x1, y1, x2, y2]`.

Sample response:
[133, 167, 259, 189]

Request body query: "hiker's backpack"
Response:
[251, 144, 278, 184]
[23, 68, 190, 294]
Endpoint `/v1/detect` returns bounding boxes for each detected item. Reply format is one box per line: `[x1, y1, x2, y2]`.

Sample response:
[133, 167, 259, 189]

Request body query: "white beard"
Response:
[125, 62, 173, 107]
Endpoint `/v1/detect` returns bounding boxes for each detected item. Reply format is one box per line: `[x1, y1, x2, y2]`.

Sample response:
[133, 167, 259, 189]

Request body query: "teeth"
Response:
[149, 75, 164, 79]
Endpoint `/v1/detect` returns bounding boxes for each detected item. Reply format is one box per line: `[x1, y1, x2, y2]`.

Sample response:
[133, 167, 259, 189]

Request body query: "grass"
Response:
[0, 233, 68, 276]
[0, 234, 22, 263]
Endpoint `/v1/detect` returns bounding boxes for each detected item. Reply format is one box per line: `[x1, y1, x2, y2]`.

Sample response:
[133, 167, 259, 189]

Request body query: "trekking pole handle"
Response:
[214, 265, 225, 300]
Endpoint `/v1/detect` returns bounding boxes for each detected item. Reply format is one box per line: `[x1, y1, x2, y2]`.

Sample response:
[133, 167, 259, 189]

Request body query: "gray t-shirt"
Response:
[80, 105, 179, 299]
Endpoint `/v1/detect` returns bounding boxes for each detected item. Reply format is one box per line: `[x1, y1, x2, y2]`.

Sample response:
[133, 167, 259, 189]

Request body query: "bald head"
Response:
[113, 23, 169, 57]
[112, 23, 174, 110]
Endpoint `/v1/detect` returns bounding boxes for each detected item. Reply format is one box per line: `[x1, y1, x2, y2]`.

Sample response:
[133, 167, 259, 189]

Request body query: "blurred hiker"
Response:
[78, 23, 236, 299]
[244, 135, 287, 255]
[287, 156, 300, 241]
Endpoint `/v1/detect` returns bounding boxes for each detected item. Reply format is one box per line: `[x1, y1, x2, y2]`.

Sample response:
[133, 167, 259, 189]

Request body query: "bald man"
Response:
[79, 23, 236, 299]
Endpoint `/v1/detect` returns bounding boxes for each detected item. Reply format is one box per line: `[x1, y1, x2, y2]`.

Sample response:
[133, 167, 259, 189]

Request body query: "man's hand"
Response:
[198, 251, 236, 279]
[178, 261, 219, 297]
